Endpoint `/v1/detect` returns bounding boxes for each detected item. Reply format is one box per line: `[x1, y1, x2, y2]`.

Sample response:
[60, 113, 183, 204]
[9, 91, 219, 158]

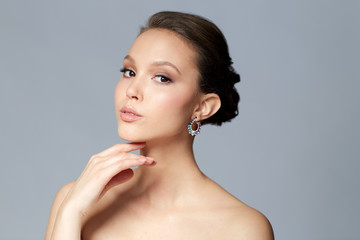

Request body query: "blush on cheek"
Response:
[154, 91, 197, 130]
[115, 81, 125, 95]
[114, 82, 127, 106]
[159, 90, 195, 112]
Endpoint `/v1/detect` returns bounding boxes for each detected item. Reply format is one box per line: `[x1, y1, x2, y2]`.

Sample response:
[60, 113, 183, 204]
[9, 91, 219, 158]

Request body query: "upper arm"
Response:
[228, 207, 274, 240]
[45, 181, 74, 240]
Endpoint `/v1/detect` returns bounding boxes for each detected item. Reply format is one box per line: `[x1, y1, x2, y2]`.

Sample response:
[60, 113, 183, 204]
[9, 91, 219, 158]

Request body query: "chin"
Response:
[117, 127, 145, 143]
[117, 123, 186, 144]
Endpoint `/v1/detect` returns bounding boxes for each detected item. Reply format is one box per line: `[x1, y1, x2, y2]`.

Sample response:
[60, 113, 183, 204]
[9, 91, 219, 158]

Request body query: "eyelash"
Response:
[120, 68, 135, 78]
[120, 68, 173, 84]
[153, 75, 172, 84]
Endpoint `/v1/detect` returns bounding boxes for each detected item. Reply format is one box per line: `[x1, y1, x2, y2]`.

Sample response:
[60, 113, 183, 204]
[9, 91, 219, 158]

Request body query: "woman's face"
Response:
[115, 29, 202, 143]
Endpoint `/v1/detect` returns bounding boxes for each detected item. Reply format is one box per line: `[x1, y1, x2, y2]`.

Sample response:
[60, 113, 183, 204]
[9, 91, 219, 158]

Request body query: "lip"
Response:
[120, 106, 143, 122]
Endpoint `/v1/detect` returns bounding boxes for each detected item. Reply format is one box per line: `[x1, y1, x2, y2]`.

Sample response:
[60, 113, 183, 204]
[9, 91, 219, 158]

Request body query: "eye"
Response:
[153, 75, 172, 84]
[120, 68, 135, 78]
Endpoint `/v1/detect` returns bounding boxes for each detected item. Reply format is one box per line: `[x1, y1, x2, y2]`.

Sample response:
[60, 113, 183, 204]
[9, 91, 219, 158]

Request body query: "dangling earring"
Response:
[188, 117, 201, 136]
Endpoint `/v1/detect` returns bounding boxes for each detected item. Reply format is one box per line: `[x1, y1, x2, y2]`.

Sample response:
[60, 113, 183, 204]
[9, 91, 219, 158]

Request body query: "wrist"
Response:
[58, 198, 85, 223]
[50, 203, 82, 240]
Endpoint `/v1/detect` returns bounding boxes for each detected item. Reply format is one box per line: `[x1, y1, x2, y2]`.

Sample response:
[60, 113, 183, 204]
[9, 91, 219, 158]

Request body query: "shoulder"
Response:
[50, 181, 75, 210]
[55, 181, 75, 199]
[45, 181, 75, 240]
[226, 205, 274, 240]
[199, 178, 274, 239]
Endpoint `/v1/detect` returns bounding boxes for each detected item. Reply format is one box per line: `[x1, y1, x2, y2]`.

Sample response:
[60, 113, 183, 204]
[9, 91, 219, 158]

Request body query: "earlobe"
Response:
[195, 93, 221, 121]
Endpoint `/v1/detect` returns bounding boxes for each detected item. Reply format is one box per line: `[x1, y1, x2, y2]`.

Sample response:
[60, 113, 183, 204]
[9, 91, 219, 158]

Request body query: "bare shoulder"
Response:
[202, 179, 273, 239]
[225, 204, 274, 240]
[45, 181, 75, 240]
[50, 181, 75, 210]
[55, 181, 74, 198]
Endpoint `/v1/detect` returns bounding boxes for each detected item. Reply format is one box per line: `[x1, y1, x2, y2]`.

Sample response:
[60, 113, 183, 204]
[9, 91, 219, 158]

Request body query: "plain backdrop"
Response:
[0, 0, 359, 239]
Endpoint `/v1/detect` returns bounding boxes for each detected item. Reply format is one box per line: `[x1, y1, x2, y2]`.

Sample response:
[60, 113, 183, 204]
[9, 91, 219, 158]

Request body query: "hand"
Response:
[61, 142, 155, 221]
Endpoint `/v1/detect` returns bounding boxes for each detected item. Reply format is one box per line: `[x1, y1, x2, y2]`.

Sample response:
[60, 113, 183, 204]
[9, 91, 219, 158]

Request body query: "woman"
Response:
[46, 11, 274, 239]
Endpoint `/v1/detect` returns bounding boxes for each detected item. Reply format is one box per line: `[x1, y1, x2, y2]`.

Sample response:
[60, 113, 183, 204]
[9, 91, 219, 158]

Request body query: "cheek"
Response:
[152, 88, 196, 121]
[114, 80, 129, 124]
[114, 80, 126, 104]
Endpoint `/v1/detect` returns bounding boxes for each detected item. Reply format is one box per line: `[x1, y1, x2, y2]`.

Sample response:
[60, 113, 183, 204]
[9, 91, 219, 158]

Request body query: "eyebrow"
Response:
[124, 55, 181, 75]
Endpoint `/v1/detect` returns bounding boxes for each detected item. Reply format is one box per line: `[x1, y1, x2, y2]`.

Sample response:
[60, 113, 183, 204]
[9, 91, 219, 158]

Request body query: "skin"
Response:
[45, 29, 274, 240]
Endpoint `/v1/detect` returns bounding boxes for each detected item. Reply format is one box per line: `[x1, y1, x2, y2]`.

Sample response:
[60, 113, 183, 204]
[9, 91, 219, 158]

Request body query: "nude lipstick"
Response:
[120, 106, 142, 122]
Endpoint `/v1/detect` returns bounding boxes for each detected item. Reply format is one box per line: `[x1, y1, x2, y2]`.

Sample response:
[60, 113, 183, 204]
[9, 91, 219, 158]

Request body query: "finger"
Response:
[88, 152, 149, 171]
[101, 168, 134, 197]
[99, 157, 155, 183]
[110, 157, 155, 172]
[96, 142, 146, 157]
[82, 150, 153, 183]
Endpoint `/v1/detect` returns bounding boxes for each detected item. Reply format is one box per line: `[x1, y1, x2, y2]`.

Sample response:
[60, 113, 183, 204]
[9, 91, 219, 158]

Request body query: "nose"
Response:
[125, 75, 143, 101]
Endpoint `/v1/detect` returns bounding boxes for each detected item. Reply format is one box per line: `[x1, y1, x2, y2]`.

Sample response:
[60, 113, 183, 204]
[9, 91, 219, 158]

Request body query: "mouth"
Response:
[120, 106, 142, 122]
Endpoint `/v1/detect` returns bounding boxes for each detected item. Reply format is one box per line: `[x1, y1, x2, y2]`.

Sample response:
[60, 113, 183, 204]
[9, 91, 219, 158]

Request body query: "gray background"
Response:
[0, 0, 359, 239]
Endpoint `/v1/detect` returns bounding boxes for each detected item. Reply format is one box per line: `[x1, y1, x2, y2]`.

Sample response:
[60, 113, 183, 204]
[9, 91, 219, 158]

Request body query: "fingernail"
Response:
[146, 157, 156, 165]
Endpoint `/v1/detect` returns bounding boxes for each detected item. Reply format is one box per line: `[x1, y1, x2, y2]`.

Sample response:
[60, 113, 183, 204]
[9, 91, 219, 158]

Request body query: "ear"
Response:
[193, 93, 221, 121]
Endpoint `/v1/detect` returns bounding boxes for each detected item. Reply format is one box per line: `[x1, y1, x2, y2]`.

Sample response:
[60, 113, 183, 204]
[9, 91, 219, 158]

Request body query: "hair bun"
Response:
[229, 67, 241, 85]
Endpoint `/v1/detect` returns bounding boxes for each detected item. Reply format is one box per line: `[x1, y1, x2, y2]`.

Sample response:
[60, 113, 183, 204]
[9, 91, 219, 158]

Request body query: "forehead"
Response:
[126, 29, 198, 72]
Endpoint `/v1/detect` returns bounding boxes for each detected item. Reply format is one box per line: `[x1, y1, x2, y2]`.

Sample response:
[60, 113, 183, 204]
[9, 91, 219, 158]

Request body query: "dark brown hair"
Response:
[141, 11, 240, 126]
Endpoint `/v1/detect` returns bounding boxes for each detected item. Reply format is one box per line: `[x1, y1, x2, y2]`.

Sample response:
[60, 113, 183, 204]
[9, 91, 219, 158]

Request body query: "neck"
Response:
[133, 136, 205, 206]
